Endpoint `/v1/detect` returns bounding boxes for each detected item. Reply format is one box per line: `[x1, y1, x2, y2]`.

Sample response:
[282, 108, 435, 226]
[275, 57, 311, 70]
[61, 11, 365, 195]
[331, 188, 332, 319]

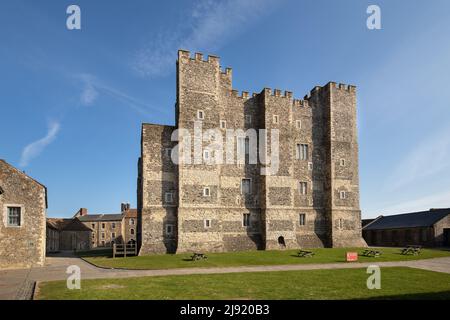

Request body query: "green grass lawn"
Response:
[37, 267, 450, 300]
[79, 247, 450, 270]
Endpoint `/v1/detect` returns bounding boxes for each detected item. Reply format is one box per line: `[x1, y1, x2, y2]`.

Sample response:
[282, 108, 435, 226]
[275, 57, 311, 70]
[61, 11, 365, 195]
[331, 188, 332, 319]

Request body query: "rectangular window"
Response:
[203, 149, 210, 161]
[339, 191, 347, 200]
[299, 213, 306, 226]
[101, 240, 105, 246]
[273, 115, 279, 124]
[166, 224, 174, 236]
[101, 223, 105, 229]
[204, 219, 212, 228]
[340, 159, 346, 166]
[241, 179, 251, 195]
[243, 213, 251, 227]
[338, 218, 344, 230]
[165, 148, 172, 158]
[296, 120, 302, 129]
[203, 187, 210, 197]
[308, 162, 313, 171]
[91, 223, 95, 229]
[101, 233, 105, 239]
[197, 110, 204, 120]
[111, 232, 116, 239]
[296, 144, 309, 160]
[112, 223, 116, 229]
[299, 182, 308, 195]
[220, 120, 226, 129]
[165, 192, 174, 203]
[7, 207, 21, 227]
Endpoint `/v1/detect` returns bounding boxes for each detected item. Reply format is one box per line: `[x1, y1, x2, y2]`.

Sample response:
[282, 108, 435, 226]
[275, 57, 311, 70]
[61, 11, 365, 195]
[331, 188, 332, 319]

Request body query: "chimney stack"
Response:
[121, 202, 130, 212]
[79, 208, 88, 216]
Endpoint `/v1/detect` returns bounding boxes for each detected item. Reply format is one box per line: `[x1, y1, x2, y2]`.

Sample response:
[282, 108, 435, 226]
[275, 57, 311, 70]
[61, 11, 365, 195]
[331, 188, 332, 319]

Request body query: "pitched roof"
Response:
[0, 159, 48, 208]
[47, 218, 92, 231]
[363, 208, 450, 230]
[123, 209, 137, 218]
[77, 214, 123, 222]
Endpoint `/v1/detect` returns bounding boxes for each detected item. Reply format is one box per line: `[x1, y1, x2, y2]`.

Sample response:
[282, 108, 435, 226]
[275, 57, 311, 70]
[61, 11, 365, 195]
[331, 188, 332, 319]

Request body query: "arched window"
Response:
[130, 229, 135, 235]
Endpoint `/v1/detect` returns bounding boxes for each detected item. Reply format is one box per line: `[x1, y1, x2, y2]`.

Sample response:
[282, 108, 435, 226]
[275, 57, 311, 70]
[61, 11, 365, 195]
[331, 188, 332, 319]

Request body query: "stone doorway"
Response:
[278, 236, 286, 249]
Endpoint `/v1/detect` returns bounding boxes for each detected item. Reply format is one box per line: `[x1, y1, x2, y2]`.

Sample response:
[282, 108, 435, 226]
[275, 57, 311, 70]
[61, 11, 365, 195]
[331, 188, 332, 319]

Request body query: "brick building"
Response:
[0, 159, 47, 269]
[363, 208, 450, 247]
[75, 204, 136, 247]
[137, 51, 366, 254]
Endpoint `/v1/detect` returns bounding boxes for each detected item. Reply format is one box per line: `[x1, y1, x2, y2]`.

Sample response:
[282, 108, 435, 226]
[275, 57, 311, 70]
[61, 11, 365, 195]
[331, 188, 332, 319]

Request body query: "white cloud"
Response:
[74, 73, 166, 117]
[386, 126, 450, 191]
[20, 121, 61, 167]
[376, 189, 450, 217]
[132, 0, 278, 77]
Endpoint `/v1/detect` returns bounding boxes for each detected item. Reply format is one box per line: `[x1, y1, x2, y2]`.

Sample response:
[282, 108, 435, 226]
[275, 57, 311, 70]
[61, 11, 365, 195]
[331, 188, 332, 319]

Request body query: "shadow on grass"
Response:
[362, 290, 450, 300]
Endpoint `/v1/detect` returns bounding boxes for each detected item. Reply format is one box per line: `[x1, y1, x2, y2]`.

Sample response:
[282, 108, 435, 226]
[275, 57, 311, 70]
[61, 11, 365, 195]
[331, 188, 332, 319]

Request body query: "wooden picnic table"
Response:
[401, 245, 422, 255]
[361, 249, 382, 257]
[191, 253, 208, 261]
[297, 250, 315, 258]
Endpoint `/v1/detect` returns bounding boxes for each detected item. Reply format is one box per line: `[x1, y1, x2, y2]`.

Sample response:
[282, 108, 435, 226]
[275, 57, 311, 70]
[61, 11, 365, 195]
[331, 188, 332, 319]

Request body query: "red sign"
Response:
[346, 252, 358, 262]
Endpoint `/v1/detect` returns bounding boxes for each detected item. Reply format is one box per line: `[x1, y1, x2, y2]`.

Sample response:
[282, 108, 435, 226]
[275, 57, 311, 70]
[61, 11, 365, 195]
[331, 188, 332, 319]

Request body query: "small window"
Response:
[338, 218, 344, 230]
[203, 149, 210, 161]
[299, 213, 306, 226]
[296, 120, 302, 129]
[101, 223, 105, 229]
[273, 115, 279, 124]
[245, 115, 252, 124]
[204, 219, 212, 228]
[220, 120, 226, 129]
[197, 110, 204, 120]
[166, 224, 174, 236]
[165, 148, 172, 158]
[203, 187, 211, 197]
[130, 229, 135, 235]
[101, 240, 105, 246]
[112, 223, 116, 229]
[101, 233, 105, 239]
[130, 218, 135, 226]
[339, 191, 347, 200]
[111, 232, 116, 239]
[165, 192, 174, 203]
[308, 162, 313, 171]
[243, 213, 251, 227]
[91, 223, 95, 229]
[299, 182, 308, 195]
[296, 144, 309, 160]
[7, 207, 21, 227]
[340, 159, 346, 167]
[241, 179, 251, 195]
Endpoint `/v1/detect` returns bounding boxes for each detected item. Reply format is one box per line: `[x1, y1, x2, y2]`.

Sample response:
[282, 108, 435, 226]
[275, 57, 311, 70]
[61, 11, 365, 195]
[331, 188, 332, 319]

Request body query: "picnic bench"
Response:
[361, 249, 382, 257]
[297, 250, 315, 258]
[191, 253, 208, 261]
[401, 245, 422, 255]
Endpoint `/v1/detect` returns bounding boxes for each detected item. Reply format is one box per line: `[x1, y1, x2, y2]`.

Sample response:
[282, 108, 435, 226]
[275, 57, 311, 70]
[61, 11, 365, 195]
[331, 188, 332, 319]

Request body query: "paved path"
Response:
[1, 254, 450, 300]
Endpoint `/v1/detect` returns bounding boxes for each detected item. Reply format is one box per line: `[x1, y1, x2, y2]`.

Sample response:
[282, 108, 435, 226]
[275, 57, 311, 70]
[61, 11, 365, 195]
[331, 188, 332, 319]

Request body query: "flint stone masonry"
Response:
[0, 160, 47, 269]
[137, 50, 367, 254]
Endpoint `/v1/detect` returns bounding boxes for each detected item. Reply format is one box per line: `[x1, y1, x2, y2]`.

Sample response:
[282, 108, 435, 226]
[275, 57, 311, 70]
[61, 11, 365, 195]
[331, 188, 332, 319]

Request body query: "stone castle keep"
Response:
[137, 50, 366, 254]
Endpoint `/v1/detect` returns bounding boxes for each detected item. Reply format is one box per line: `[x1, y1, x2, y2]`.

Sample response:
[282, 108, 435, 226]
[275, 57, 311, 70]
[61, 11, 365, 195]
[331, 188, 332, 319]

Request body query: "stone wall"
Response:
[0, 160, 47, 269]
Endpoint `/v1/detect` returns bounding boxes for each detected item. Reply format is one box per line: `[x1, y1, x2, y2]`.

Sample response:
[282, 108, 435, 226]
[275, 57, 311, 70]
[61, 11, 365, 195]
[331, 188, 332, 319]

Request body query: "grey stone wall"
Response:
[0, 160, 47, 269]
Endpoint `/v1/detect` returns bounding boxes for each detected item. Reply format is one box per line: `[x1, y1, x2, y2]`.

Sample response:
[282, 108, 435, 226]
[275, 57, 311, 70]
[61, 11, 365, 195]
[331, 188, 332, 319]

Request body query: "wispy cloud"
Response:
[132, 0, 278, 77]
[20, 121, 61, 167]
[377, 189, 450, 216]
[386, 125, 450, 191]
[75, 73, 165, 117]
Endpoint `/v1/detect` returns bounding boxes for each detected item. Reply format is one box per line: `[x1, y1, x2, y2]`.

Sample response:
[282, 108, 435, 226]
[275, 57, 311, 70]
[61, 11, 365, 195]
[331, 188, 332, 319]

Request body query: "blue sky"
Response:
[1, 0, 450, 218]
